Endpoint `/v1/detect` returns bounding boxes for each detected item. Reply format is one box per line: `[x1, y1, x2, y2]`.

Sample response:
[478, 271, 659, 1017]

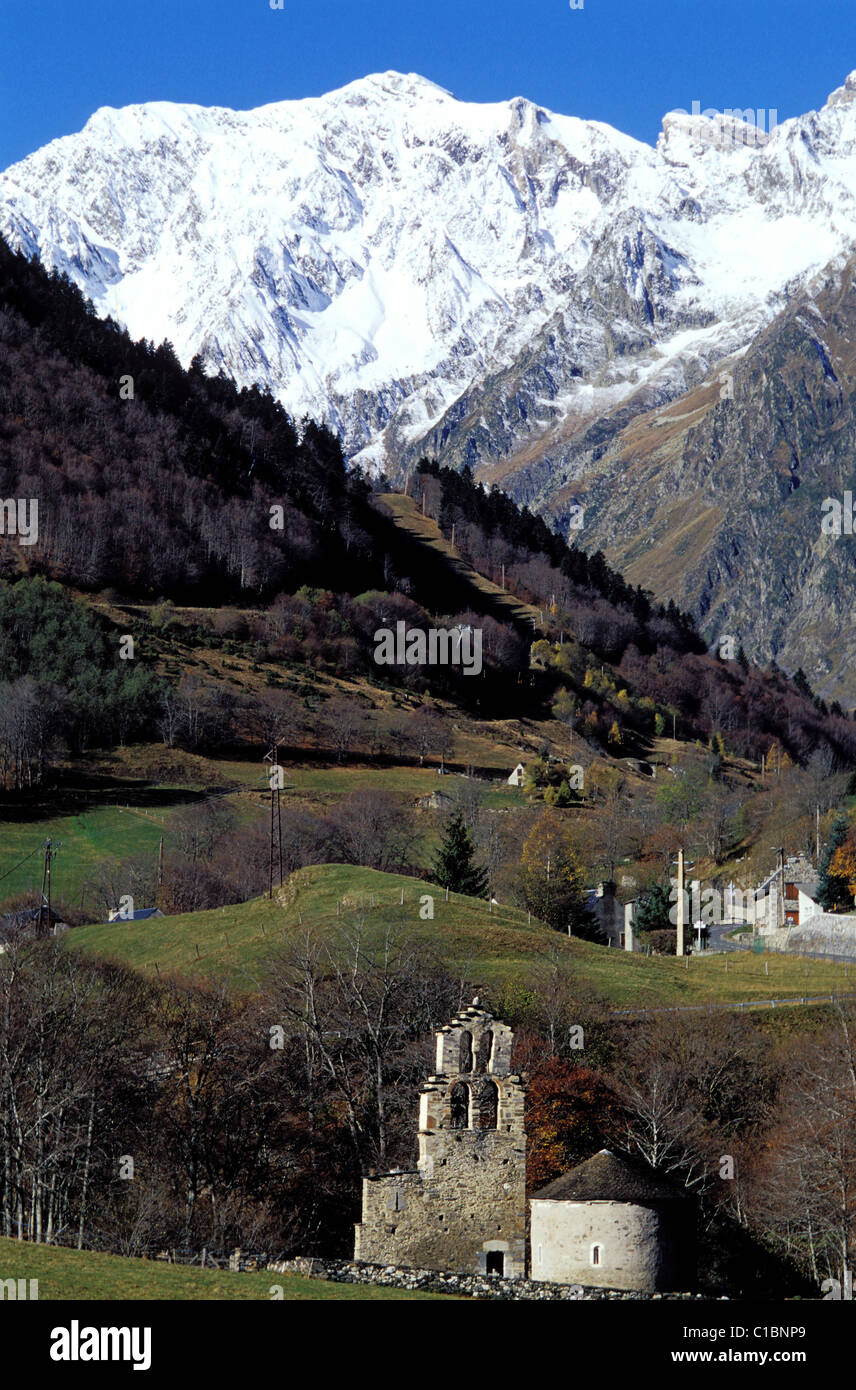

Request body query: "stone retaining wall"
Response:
[762, 916, 856, 957]
[269, 1256, 705, 1300]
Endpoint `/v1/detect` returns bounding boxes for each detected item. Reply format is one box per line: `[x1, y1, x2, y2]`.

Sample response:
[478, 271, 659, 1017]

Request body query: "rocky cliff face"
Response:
[525, 254, 856, 700]
[5, 71, 856, 690]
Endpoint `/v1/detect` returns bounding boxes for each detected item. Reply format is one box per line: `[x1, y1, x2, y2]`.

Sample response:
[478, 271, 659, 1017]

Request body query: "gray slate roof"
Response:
[532, 1149, 687, 1204]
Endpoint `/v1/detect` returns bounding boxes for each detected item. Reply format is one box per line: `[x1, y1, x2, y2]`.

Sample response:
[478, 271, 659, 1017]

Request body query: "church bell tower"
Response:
[354, 1002, 527, 1278]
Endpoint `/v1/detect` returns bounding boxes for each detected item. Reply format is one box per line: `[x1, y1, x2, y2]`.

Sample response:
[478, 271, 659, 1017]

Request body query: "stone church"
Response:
[354, 1004, 694, 1290]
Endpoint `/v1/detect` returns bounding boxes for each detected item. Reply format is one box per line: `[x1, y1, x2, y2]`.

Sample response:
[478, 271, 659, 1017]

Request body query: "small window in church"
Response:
[459, 1030, 473, 1074]
[537, 1244, 543, 1265]
[591, 1244, 602, 1267]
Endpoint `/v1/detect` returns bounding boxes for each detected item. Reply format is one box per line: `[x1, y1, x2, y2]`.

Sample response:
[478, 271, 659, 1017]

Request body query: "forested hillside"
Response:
[2, 235, 856, 777]
[0, 232, 646, 615]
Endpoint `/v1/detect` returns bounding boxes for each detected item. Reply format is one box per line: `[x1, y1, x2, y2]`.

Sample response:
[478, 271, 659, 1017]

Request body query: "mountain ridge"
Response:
[6, 71, 856, 688]
[5, 67, 834, 458]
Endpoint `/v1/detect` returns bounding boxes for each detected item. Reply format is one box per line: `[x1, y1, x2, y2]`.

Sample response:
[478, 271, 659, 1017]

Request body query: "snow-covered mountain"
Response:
[5, 69, 856, 475]
[8, 70, 856, 693]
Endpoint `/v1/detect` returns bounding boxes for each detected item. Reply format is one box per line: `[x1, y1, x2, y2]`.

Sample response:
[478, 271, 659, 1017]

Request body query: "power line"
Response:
[263, 744, 284, 899]
[0, 847, 42, 886]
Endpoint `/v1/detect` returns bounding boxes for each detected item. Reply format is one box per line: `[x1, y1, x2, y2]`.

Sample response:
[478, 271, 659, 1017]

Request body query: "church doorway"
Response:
[485, 1251, 505, 1277]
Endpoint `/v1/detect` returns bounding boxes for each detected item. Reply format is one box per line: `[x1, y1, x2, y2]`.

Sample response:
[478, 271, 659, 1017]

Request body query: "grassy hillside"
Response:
[0, 746, 530, 920]
[574, 940, 856, 1011]
[0, 805, 168, 902]
[0, 1237, 452, 1300]
[66, 863, 856, 1008]
[67, 864, 548, 990]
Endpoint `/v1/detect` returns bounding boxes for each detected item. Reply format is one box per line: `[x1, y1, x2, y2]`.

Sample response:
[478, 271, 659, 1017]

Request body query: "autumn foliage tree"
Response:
[517, 809, 602, 940]
[525, 1058, 622, 1190]
[828, 834, 856, 904]
[820, 816, 854, 911]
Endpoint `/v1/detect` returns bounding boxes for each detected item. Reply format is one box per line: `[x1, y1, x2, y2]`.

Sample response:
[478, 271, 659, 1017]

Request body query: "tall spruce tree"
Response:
[432, 812, 488, 898]
[634, 882, 673, 935]
[817, 814, 852, 911]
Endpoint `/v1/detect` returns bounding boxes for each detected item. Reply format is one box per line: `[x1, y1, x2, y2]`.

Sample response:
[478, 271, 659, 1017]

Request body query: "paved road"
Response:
[695, 920, 856, 967]
[702, 920, 753, 953]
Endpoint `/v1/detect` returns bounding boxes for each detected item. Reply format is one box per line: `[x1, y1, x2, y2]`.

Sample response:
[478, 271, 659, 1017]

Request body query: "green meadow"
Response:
[67, 862, 856, 1009]
[0, 1237, 454, 1300]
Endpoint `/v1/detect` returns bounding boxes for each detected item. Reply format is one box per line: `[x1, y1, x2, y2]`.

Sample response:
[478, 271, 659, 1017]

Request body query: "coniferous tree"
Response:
[634, 882, 673, 935]
[432, 812, 488, 898]
[818, 815, 853, 912]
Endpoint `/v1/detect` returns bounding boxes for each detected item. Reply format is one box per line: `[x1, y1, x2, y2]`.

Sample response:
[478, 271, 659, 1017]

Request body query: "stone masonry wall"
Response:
[273, 1256, 706, 1301]
[530, 1199, 695, 1293]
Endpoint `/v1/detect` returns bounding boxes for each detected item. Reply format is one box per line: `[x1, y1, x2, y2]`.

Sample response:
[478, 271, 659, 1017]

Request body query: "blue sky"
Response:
[2, 0, 856, 168]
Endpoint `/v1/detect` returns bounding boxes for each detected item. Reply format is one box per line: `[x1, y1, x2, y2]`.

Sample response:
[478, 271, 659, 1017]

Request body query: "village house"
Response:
[0, 905, 69, 946]
[754, 853, 820, 931]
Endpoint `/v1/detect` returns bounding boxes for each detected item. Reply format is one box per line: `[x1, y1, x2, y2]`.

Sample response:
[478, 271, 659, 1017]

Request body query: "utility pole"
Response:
[157, 836, 164, 890]
[816, 806, 821, 867]
[37, 839, 58, 939]
[777, 847, 785, 928]
[676, 849, 685, 958]
[264, 744, 284, 899]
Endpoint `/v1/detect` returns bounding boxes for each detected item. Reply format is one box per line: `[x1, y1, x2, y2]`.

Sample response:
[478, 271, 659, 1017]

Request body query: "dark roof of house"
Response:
[0, 906, 66, 938]
[532, 1149, 688, 1204]
[105, 907, 163, 923]
[1, 906, 64, 923]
